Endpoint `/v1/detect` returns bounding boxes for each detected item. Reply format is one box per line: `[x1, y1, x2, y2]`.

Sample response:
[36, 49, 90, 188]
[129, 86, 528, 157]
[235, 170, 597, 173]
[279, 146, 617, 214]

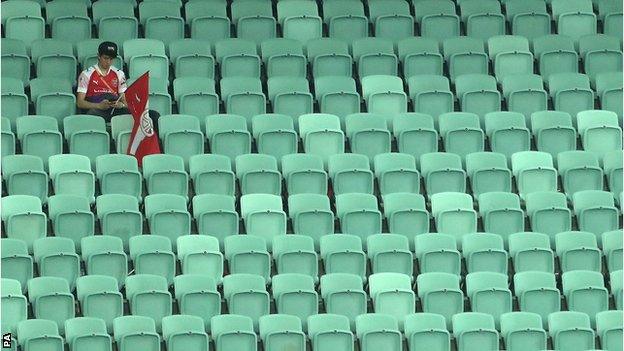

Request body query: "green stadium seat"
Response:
[33, 237, 80, 291]
[484, 111, 531, 160]
[177, 233, 223, 282]
[438, 112, 485, 159]
[271, 275, 318, 329]
[420, 152, 466, 196]
[223, 274, 270, 332]
[144, 194, 191, 246]
[320, 273, 367, 328]
[225, 235, 271, 281]
[442, 37, 488, 82]
[382, 193, 429, 245]
[579, 34, 623, 84]
[169, 39, 214, 79]
[514, 272, 560, 329]
[259, 314, 305, 351]
[95, 154, 142, 200]
[5, 15, 45, 52]
[298, 113, 345, 167]
[268, 76, 314, 118]
[1, 195, 47, 253]
[462, 233, 508, 273]
[29, 78, 76, 123]
[573, 190, 619, 237]
[368, 272, 415, 330]
[45, 1, 91, 44]
[80, 236, 128, 289]
[500, 312, 547, 351]
[320, 235, 367, 281]
[287, 194, 334, 250]
[186, 0, 230, 42]
[129, 235, 175, 285]
[533, 34, 579, 81]
[355, 314, 402, 351]
[110, 114, 133, 154]
[281, 153, 328, 195]
[172, 78, 219, 118]
[431, 192, 477, 248]
[415, 233, 460, 275]
[220, 77, 266, 121]
[391, 113, 438, 163]
[1, 82, 28, 131]
[307, 38, 353, 77]
[505, 0, 551, 41]
[235, 153, 282, 195]
[459, 0, 505, 41]
[240, 194, 287, 251]
[596, 310, 623, 351]
[417, 272, 464, 330]
[322, 0, 368, 42]
[31, 39, 76, 83]
[508, 232, 554, 273]
[525, 192, 572, 244]
[231, 0, 276, 44]
[530, 111, 576, 161]
[368, 0, 414, 42]
[352, 38, 398, 77]
[1, 154, 48, 203]
[478, 191, 523, 240]
[205, 114, 252, 164]
[210, 314, 256, 351]
[611, 269, 623, 310]
[577, 110, 623, 161]
[161, 315, 209, 351]
[487, 35, 534, 82]
[192, 194, 238, 249]
[251, 114, 298, 163]
[548, 311, 595, 350]
[272, 235, 318, 282]
[466, 271, 512, 329]
[502, 74, 548, 127]
[557, 151, 603, 198]
[373, 153, 420, 195]
[551, 0, 597, 42]
[360, 76, 407, 115]
[563, 270, 609, 326]
[336, 193, 382, 244]
[413, 0, 460, 42]
[1, 239, 33, 293]
[407, 75, 455, 123]
[511, 151, 558, 199]
[113, 316, 160, 351]
[465, 152, 512, 198]
[556, 231, 602, 272]
[344, 113, 391, 160]
[17, 319, 64, 351]
[455, 74, 501, 124]
[307, 314, 353, 351]
[215, 39, 261, 78]
[75, 276, 123, 333]
[27, 276, 75, 334]
[367, 234, 412, 277]
[142, 154, 189, 198]
[95, 194, 142, 252]
[398, 37, 443, 78]
[125, 274, 172, 332]
[63, 115, 110, 167]
[189, 154, 236, 196]
[261, 38, 306, 77]
[549, 73, 595, 120]
[277, 0, 322, 44]
[123, 39, 169, 81]
[174, 274, 221, 329]
[596, 72, 623, 124]
[404, 313, 450, 351]
[0, 39, 30, 84]
[1, 0, 41, 27]
[313, 76, 360, 118]
[141, 4, 184, 48]
[157, 114, 204, 167]
[602, 230, 623, 272]
[47, 194, 93, 252]
[1, 278, 28, 335]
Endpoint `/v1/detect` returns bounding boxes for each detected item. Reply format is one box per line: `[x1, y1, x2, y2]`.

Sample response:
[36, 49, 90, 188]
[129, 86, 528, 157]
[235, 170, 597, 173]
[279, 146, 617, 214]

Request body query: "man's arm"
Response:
[76, 92, 111, 110]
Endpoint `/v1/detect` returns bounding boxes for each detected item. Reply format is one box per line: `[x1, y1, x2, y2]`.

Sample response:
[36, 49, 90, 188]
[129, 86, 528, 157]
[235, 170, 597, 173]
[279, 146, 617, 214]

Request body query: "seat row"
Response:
[2, 0, 621, 51]
[5, 310, 622, 351]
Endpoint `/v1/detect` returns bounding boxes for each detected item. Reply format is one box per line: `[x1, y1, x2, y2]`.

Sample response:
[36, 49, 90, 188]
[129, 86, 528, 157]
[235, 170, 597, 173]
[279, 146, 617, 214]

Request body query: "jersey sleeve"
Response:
[76, 70, 90, 93]
[117, 70, 128, 94]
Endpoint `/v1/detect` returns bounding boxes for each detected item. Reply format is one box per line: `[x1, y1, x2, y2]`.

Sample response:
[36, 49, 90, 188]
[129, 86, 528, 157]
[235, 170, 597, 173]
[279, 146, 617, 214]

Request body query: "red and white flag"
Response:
[125, 72, 161, 166]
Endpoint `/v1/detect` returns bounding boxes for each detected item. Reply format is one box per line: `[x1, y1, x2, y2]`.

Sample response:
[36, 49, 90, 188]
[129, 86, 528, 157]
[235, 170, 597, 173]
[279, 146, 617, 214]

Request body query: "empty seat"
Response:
[189, 154, 235, 196]
[505, 0, 551, 40]
[398, 37, 444, 78]
[1, 239, 33, 293]
[322, 1, 367, 42]
[281, 153, 328, 195]
[174, 274, 220, 330]
[455, 74, 501, 123]
[404, 313, 450, 351]
[562, 271, 609, 326]
[462, 233, 508, 274]
[573, 190, 619, 237]
[232, 1, 276, 44]
[125, 274, 172, 332]
[603, 230, 623, 272]
[352, 38, 398, 77]
[161, 315, 209, 351]
[123, 39, 169, 81]
[368, 0, 414, 42]
[336, 194, 382, 245]
[320, 235, 367, 281]
[415, 233, 461, 275]
[142, 154, 189, 199]
[465, 152, 512, 198]
[235, 154, 282, 195]
[548, 311, 595, 351]
[500, 312, 547, 351]
[355, 314, 402, 351]
[459, 0, 505, 41]
[549, 73, 594, 120]
[368, 273, 416, 330]
[611, 269, 623, 310]
[511, 151, 558, 199]
[417, 272, 464, 330]
[5, 11, 45, 54]
[557, 151, 604, 198]
[442, 37, 488, 82]
[45, 1, 91, 44]
[407, 75, 454, 121]
[577, 110, 622, 161]
[345, 112, 393, 160]
[219, 77, 266, 120]
[129, 235, 176, 285]
[1, 195, 47, 253]
[508, 232, 554, 273]
[215, 39, 261, 78]
[452, 312, 499, 351]
[113, 315, 160, 351]
[420, 152, 466, 196]
[502, 75, 549, 127]
[223, 274, 270, 331]
[139, 1, 183, 46]
[478, 192, 524, 238]
[596, 310, 623, 351]
[28, 276, 75, 333]
[2, 155, 48, 203]
[17, 319, 64, 351]
[1, 116, 16, 159]
[210, 314, 256, 351]
[604, 150, 623, 199]
[533, 35, 579, 81]
[95, 194, 142, 251]
[487, 35, 534, 81]
[240, 194, 287, 251]
[514, 272, 560, 329]
[186, 1, 230, 42]
[373, 153, 420, 195]
[382, 193, 429, 245]
[272, 235, 318, 281]
[75, 276, 123, 333]
[81, 236, 127, 289]
[1, 278, 27, 335]
[299, 114, 345, 167]
[431, 192, 477, 247]
[95, 154, 142, 201]
[307, 314, 354, 351]
[0, 39, 30, 86]
[392, 113, 438, 164]
[596, 72, 623, 121]
[63, 115, 109, 167]
[414, 0, 460, 41]
[579, 34, 623, 83]
[251, 114, 298, 163]
[168, 39, 214, 79]
[328, 153, 374, 195]
[158, 115, 204, 167]
[47, 194, 92, 252]
[225, 235, 271, 282]
[439, 112, 485, 159]
[191, 194, 237, 250]
[525, 192, 572, 244]
[466, 272, 512, 328]
[16, 115, 63, 169]
[31, 39, 77, 84]
[268, 77, 313, 119]
[307, 38, 352, 78]
[320, 273, 367, 329]
[144, 194, 191, 246]
[530, 111, 577, 160]
[287, 195, 334, 251]
[551, 0, 597, 41]
[484, 111, 531, 160]
[314, 76, 360, 118]
[367, 234, 413, 277]
[277, 0, 322, 44]
[176, 226, 224, 279]
[261, 38, 306, 78]
[271, 274, 319, 329]
[556, 231, 602, 272]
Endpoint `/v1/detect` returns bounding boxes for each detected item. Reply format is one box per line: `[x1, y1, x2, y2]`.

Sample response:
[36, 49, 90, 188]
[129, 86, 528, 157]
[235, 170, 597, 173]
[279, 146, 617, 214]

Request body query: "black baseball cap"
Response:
[98, 41, 118, 57]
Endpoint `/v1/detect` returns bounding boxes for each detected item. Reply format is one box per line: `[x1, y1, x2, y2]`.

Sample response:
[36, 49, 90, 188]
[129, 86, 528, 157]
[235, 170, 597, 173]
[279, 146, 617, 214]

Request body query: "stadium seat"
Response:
[548, 311, 595, 350]
[29, 78, 76, 123]
[500, 312, 547, 351]
[191, 194, 237, 249]
[398, 37, 444, 78]
[1, 89, 27, 134]
[352, 38, 398, 77]
[367, 234, 413, 277]
[360, 76, 408, 115]
[28, 276, 75, 333]
[484, 112, 531, 160]
[579, 34, 623, 83]
[328, 153, 374, 195]
[307, 38, 353, 78]
[596, 310, 623, 351]
[415, 233, 461, 275]
[417, 272, 464, 330]
[205, 114, 252, 164]
[320, 235, 367, 281]
[382, 193, 429, 245]
[225, 235, 271, 282]
[161, 315, 209, 351]
[573, 190, 619, 237]
[336, 193, 383, 245]
[511, 151, 558, 199]
[287, 194, 334, 251]
[31, 39, 76, 83]
[320, 273, 367, 329]
[1, 278, 27, 335]
[442, 37, 488, 82]
[252, 114, 298, 163]
[268, 77, 314, 118]
[508, 232, 554, 273]
[373, 153, 420, 195]
[548, 73, 595, 120]
[530, 111, 577, 160]
[455, 74, 501, 123]
[189, 154, 235, 196]
[62, 115, 110, 167]
[47, 194, 93, 251]
[177, 235, 222, 283]
[604, 150, 623, 199]
[1, 239, 33, 293]
[272, 235, 318, 281]
[313, 76, 360, 118]
[596, 72, 623, 122]
[185, 1, 230, 42]
[240, 194, 287, 251]
[478, 192, 524, 238]
[261, 38, 306, 78]
[2, 155, 48, 202]
[322, 0, 368, 42]
[452, 312, 499, 351]
[307, 314, 354, 351]
[462, 233, 508, 274]
[466, 272, 512, 328]
[369, 0, 414, 42]
[144, 194, 191, 247]
[215, 39, 261, 78]
[577, 110, 623, 161]
[407, 75, 455, 121]
[1, 195, 47, 253]
[502, 74, 549, 126]
[0, 39, 30, 86]
[92, 2, 137, 48]
[125, 274, 172, 332]
[439, 112, 485, 159]
[431, 192, 477, 247]
[392, 113, 439, 164]
[110, 115, 133, 154]
[129, 235, 176, 285]
[172, 79, 219, 119]
[420, 152, 466, 196]
[210, 314, 256, 351]
[298, 114, 345, 167]
[355, 314, 402, 351]
[95, 154, 142, 200]
[81, 236, 127, 289]
[602, 230, 623, 272]
[533, 34, 579, 81]
[555, 231, 601, 272]
[45, 1, 91, 44]
[487, 35, 534, 81]
[95, 194, 142, 251]
[562, 270, 609, 326]
[169, 39, 214, 79]
[404, 313, 450, 351]
[232, 1, 276, 45]
[281, 153, 328, 195]
[557, 151, 604, 199]
[173, 274, 221, 330]
[223, 274, 270, 331]
[17, 319, 64, 351]
[465, 152, 512, 198]
[271, 274, 318, 329]
[414, 0, 460, 42]
[459, 0, 505, 41]
[368, 272, 415, 330]
[235, 153, 282, 195]
[525, 192, 572, 244]
[75, 276, 123, 333]
[276, 0, 322, 44]
[551, 0, 597, 41]
[611, 269, 623, 310]
[259, 314, 306, 351]
[219, 78, 266, 122]
[142, 154, 189, 199]
[505, 0, 551, 40]
[113, 315, 160, 351]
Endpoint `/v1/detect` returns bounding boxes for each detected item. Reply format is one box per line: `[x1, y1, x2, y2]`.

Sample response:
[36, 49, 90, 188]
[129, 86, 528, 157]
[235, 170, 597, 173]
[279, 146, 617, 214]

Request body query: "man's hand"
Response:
[97, 99, 112, 110]
[111, 100, 125, 109]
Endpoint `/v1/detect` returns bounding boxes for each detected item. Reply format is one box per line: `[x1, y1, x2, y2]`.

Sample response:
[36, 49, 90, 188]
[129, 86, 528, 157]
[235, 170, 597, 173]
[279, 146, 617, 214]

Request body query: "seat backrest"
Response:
[142, 154, 185, 177]
[500, 312, 543, 337]
[272, 234, 315, 255]
[577, 110, 619, 134]
[214, 38, 257, 63]
[162, 314, 205, 340]
[355, 314, 398, 339]
[252, 114, 295, 139]
[113, 315, 157, 343]
[172, 78, 216, 101]
[47, 194, 90, 218]
[361, 75, 404, 98]
[431, 192, 474, 216]
[287, 194, 331, 216]
[308, 314, 351, 338]
[63, 114, 107, 139]
[335, 193, 378, 217]
[513, 271, 557, 296]
[557, 150, 600, 172]
[548, 73, 591, 94]
[352, 37, 395, 60]
[373, 153, 417, 177]
[76, 275, 118, 302]
[533, 34, 576, 57]
[27, 276, 70, 301]
[211, 314, 254, 337]
[298, 113, 341, 137]
[18, 319, 59, 346]
[452, 312, 495, 337]
[1, 195, 43, 220]
[420, 152, 463, 177]
[320, 272, 364, 298]
[328, 153, 371, 177]
[125, 274, 168, 300]
[224, 235, 268, 260]
[272, 273, 315, 296]
[235, 153, 279, 177]
[530, 111, 573, 135]
[95, 154, 139, 179]
[168, 39, 211, 62]
[320, 234, 363, 259]
[31, 39, 73, 63]
[261, 38, 304, 62]
[511, 151, 554, 177]
[80, 235, 124, 261]
[144, 194, 187, 217]
[158, 114, 202, 136]
[551, 0, 593, 18]
[484, 111, 526, 136]
[562, 270, 605, 296]
[524, 191, 567, 215]
[267, 76, 310, 100]
[177, 235, 220, 258]
[322, 0, 365, 22]
[416, 272, 460, 295]
[443, 36, 485, 59]
[455, 74, 498, 96]
[466, 271, 508, 296]
[173, 274, 217, 300]
[222, 273, 266, 299]
[1, 278, 23, 296]
[465, 152, 507, 178]
[404, 313, 447, 335]
[241, 193, 283, 217]
[392, 113, 435, 137]
[122, 38, 166, 63]
[185, 1, 226, 24]
[415, 233, 457, 258]
[369, 272, 411, 298]
[231, 0, 272, 23]
[548, 311, 591, 337]
[414, 0, 456, 20]
[508, 232, 551, 256]
[205, 114, 248, 138]
[277, 0, 319, 23]
[596, 310, 624, 336]
[306, 38, 350, 61]
[95, 194, 139, 218]
[1, 238, 29, 257]
[367, 234, 410, 259]
[478, 192, 520, 213]
[281, 153, 324, 176]
[398, 37, 440, 60]
[439, 112, 481, 135]
[189, 154, 232, 178]
[192, 194, 235, 216]
[572, 190, 615, 211]
[314, 76, 357, 99]
[487, 35, 530, 59]
[555, 231, 598, 256]
[129, 235, 172, 260]
[462, 233, 505, 257]
[1, 154, 44, 177]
